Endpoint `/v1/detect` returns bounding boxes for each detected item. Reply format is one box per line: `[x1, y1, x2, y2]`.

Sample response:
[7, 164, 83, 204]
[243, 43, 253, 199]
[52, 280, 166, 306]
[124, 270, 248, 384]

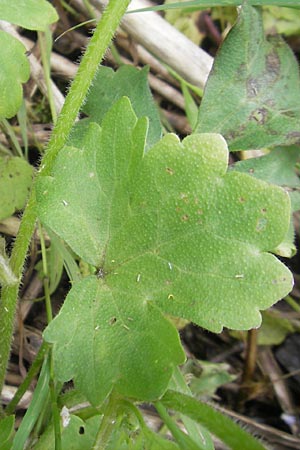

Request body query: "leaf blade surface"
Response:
[196, 4, 300, 150]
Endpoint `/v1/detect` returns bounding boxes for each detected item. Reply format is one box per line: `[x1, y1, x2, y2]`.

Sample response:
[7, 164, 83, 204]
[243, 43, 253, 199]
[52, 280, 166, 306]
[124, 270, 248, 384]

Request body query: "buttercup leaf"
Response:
[37, 97, 293, 405]
[44, 276, 184, 405]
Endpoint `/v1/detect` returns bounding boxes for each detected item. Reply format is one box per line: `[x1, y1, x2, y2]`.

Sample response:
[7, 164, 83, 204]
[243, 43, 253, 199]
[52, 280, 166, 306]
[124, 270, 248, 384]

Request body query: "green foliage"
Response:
[164, 0, 203, 45]
[0, 156, 33, 220]
[0, 32, 30, 119]
[161, 390, 266, 450]
[257, 310, 295, 345]
[196, 4, 300, 150]
[37, 98, 292, 333]
[263, 6, 300, 35]
[0, 0, 58, 119]
[0, 1, 298, 449]
[128, 1, 300, 14]
[33, 414, 101, 450]
[234, 147, 300, 187]
[36, 95, 292, 407]
[0, 416, 15, 450]
[181, 360, 236, 397]
[0, 0, 58, 30]
[43, 276, 185, 405]
[233, 146, 300, 256]
[83, 65, 162, 150]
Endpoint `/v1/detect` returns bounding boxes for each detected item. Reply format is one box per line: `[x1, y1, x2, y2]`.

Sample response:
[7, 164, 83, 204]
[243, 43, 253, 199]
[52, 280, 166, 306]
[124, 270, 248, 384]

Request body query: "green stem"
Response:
[285, 295, 300, 312]
[0, 0, 131, 397]
[40, 0, 131, 177]
[0, 193, 37, 395]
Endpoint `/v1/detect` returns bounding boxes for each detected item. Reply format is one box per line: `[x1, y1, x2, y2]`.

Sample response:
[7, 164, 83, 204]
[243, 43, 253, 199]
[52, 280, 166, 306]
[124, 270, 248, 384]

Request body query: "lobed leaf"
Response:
[37, 97, 293, 404]
[0, 0, 58, 31]
[196, 4, 300, 150]
[0, 32, 30, 119]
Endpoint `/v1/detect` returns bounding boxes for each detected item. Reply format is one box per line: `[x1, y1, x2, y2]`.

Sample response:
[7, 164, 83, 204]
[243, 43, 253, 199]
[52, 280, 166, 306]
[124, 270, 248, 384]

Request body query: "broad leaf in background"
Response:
[0, 0, 58, 31]
[0, 32, 30, 119]
[0, 156, 33, 220]
[234, 146, 300, 256]
[164, 0, 203, 45]
[258, 310, 294, 345]
[33, 414, 101, 450]
[83, 65, 162, 150]
[263, 6, 300, 36]
[181, 360, 236, 397]
[234, 147, 300, 188]
[37, 97, 292, 404]
[196, 4, 300, 150]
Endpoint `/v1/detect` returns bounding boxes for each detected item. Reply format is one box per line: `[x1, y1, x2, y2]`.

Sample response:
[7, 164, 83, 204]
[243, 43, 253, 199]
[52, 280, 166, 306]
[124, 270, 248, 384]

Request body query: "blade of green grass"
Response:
[162, 390, 267, 450]
[12, 356, 51, 450]
[127, 1, 300, 14]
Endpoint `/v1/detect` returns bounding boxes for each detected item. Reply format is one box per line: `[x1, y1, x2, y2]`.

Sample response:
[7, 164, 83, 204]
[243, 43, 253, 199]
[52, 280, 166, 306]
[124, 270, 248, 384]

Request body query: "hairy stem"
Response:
[0, 0, 131, 397]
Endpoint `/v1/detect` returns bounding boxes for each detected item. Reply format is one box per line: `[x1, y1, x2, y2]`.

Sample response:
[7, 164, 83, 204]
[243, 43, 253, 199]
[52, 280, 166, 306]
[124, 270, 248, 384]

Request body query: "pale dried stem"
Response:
[73, 0, 213, 89]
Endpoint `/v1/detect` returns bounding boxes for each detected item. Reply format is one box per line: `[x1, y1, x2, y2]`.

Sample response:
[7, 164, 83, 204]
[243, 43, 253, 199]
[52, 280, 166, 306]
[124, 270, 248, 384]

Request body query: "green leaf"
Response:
[44, 276, 185, 405]
[182, 359, 236, 397]
[196, 4, 300, 150]
[233, 147, 300, 188]
[164, 0, 203, 45]
[0, 156, 33, 220]
[233, 146, 300, 256]
[0, 0, 58, 31]
[12, 357, 50, 450]
[0, 416, 15, 450]
[263, 6, 300, 36]
[83, 65, 162, 150]
[33, 414, 101, 450]
[0, 32, 30, 119]
[257, 310, 294, 345]
[37, 99, 147, 267]
[161, 390, 267, 450]
[37, 97, 292, 331]
[37, 97, 292, 403]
